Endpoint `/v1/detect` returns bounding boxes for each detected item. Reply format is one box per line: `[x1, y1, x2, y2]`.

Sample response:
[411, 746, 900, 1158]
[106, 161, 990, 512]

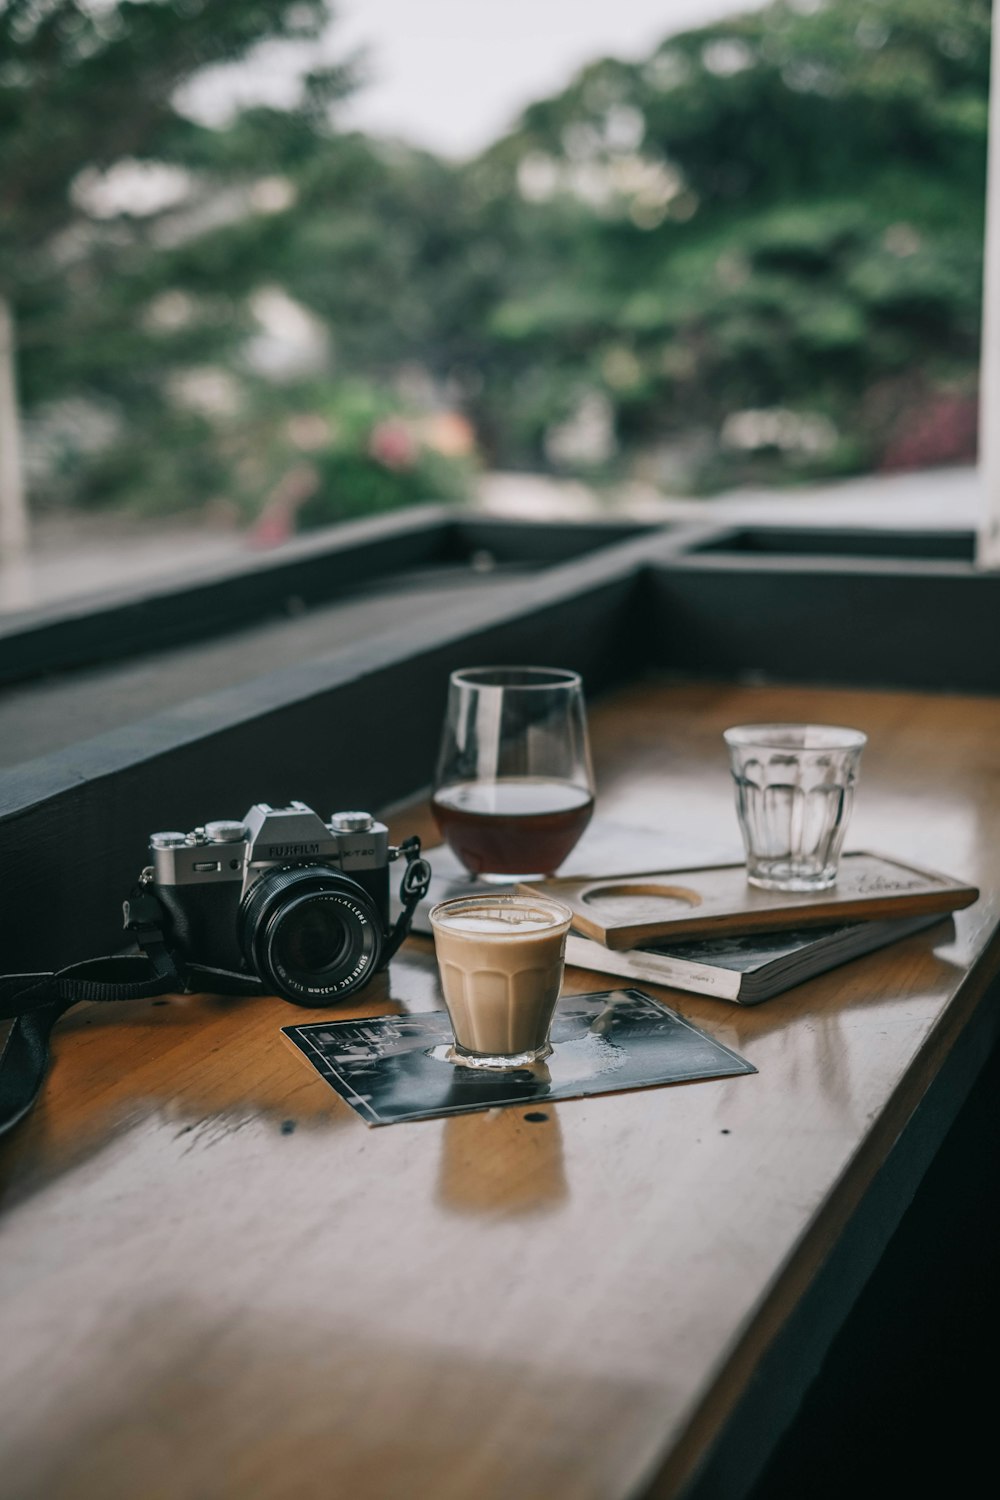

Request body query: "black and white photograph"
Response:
[283, 988, 756, 1125]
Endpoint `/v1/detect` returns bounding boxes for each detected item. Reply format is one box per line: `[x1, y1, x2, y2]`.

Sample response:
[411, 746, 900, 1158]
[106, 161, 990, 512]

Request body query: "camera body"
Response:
[147, 802, 395, 1004]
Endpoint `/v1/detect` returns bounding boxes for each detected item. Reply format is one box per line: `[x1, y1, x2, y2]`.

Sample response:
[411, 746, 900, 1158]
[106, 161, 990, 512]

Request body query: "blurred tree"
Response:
[0, 0, 349, 534]
[475, 0, 990, 487]
[1, 0, 991, 527]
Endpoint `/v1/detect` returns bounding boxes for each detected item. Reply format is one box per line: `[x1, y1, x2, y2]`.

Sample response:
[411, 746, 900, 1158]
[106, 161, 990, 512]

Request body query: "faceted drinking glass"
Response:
[432, 666, 595, 880]
[723, 723, 866, 892]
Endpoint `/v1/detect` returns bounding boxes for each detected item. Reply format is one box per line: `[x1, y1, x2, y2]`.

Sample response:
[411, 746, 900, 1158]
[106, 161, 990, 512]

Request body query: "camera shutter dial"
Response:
[329, 811, 374, 833]
[205, 821, 247, 843]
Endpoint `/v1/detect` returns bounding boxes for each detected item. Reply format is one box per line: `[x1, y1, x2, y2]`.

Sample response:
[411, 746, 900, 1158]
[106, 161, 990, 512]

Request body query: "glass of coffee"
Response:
[432, 666, 595, 880]
[429, 893, 574, 1069]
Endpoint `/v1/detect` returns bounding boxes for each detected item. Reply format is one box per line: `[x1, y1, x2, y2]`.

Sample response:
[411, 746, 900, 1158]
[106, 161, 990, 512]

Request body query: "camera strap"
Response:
[0, 837, 431, 1138]
[386, 836, 433, 960]
[0, 892, 264, 1138]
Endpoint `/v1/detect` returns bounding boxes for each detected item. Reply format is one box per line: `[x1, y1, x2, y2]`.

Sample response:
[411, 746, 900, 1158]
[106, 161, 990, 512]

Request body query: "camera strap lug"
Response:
[385, 836, 432, 962]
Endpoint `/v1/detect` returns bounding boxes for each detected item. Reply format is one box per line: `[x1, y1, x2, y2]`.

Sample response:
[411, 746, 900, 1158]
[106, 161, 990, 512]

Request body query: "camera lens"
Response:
[239, 866, 383, 1005]
[280, 902, 351, 975]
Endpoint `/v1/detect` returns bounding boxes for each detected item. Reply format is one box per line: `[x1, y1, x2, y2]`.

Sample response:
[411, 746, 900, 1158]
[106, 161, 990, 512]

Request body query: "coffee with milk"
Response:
[429, 895, 573, 1067]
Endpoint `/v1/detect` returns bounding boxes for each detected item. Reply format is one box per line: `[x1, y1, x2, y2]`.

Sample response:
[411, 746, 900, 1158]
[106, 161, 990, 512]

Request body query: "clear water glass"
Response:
[723, 724, 866, 892]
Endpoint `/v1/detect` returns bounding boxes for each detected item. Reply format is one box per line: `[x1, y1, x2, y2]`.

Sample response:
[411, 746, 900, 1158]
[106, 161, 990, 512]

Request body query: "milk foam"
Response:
[438, 913, 555, 935]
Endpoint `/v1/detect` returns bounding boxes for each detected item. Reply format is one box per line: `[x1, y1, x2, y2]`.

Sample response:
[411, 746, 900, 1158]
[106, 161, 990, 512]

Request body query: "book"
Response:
[563, 913, 948, 1006]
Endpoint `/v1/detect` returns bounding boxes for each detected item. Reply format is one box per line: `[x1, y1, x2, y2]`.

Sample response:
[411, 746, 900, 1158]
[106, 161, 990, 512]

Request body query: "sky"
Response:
[181, 0, 764, 158]
[335, 0, 762, 155]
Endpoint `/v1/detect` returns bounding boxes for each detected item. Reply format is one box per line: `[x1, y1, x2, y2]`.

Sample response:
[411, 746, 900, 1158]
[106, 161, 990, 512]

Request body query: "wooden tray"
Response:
[519, 851, 978, 950]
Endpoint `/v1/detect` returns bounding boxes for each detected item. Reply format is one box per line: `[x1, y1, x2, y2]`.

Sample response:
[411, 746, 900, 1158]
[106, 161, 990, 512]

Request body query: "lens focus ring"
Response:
[239, 866, 383, 1005]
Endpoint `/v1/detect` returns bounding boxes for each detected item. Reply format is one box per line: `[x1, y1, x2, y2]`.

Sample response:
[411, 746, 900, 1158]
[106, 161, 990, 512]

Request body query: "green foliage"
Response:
[472, 0, 988, 485]
[0, 1, 342, 275]
[1, 0, 992, 517]
[2, 1, 482, 520]
[72, 407, 228, 515]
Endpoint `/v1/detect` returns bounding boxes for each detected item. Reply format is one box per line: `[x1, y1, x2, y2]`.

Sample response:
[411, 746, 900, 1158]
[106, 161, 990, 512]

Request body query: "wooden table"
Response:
[2, 680, 999, 1500]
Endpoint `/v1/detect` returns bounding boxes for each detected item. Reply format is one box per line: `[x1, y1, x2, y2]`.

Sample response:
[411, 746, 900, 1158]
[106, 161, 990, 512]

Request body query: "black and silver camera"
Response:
[140, 802, 429, 1005]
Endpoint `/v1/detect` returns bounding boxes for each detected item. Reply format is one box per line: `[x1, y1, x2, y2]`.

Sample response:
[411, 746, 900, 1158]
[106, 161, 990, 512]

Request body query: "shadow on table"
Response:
[436, 1105, 568, 1217]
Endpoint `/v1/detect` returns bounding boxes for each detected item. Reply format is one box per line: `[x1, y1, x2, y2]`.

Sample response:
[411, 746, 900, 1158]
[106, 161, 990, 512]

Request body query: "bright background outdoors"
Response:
[0, 0, 989, 608]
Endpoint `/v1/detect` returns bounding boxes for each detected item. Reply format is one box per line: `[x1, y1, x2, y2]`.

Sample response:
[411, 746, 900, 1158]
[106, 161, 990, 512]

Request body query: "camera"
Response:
[142, 802, 425, 1005]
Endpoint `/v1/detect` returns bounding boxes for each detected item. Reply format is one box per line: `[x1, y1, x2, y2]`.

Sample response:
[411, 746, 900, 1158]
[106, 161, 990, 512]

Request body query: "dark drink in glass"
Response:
[433, 667, 596, 880]
[432, 777, 595, 877]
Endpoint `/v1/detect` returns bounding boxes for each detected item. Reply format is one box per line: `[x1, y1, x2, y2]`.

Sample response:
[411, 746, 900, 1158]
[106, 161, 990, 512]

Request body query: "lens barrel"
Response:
[239, 866, 383, 1005]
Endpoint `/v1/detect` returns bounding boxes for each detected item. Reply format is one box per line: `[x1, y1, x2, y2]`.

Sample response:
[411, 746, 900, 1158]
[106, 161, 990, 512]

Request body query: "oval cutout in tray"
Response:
[581, 883, 703, 923]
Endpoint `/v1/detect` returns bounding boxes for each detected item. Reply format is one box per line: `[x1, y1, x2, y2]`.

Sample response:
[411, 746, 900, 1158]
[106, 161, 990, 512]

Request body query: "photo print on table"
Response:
[282, 988, 756, 1125]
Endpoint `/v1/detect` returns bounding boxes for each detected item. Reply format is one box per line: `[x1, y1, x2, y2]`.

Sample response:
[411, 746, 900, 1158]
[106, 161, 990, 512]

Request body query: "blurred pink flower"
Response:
[879, 392, 978, 472]
[248, 463, 320, 548]
[418, 409, 476, 458]
[368, 419, 418, 471]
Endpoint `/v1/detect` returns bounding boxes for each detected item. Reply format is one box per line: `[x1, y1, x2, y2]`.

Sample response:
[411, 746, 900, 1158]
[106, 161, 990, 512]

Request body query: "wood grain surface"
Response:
[2, 679, 999, 1500]
[529, 851, 978, 947]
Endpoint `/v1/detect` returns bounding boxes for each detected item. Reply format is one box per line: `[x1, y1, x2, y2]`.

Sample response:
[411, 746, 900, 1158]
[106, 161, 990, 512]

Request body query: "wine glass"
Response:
[431, 666, 595, 881]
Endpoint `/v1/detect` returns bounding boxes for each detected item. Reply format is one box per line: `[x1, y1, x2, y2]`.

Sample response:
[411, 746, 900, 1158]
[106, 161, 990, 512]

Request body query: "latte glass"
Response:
[429, 893, 573, 1069]
[724, 723, 866, 892]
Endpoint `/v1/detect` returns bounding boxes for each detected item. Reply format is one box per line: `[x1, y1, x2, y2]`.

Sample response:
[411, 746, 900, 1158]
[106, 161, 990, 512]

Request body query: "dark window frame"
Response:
[1, 513, 997, 970]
